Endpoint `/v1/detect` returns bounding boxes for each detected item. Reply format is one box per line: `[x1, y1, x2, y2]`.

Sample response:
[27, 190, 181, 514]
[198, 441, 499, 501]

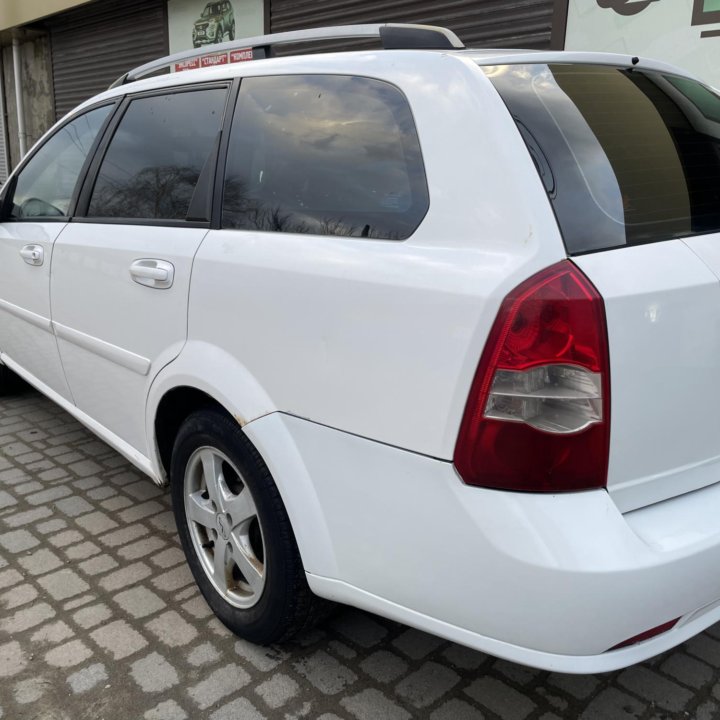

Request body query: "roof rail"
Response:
[109, 23, 465, 88]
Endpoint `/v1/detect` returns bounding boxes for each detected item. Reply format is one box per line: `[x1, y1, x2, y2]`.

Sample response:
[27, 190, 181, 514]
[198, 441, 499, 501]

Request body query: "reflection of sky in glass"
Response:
[13, 105, 111, 217]
[89, 89, 226, 220]
[482, 63, 720, 253]
[222, 75, 428, 239]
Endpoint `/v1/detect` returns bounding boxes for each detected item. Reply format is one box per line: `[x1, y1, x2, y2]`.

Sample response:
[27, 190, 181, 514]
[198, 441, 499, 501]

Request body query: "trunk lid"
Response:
[483, 60, 720, 511]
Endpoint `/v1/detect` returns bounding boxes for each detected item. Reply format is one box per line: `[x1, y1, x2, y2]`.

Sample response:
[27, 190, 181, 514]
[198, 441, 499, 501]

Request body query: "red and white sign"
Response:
[201, 53, 229, 68]
[174, 57, 200, 72]
[229, 48, 254, 63]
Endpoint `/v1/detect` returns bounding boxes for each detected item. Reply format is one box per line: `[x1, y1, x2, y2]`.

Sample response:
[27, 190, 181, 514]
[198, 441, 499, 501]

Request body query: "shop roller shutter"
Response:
[49, 0, 168, 120]
[270, 0, 556, 51]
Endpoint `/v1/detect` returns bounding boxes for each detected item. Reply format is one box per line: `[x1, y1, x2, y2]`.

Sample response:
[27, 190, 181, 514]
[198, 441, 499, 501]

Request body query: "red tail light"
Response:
[454, 260, 610, 492]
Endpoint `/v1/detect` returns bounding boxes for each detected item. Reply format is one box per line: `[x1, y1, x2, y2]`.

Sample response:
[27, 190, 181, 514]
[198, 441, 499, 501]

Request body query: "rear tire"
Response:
[170, 409, 323, 644]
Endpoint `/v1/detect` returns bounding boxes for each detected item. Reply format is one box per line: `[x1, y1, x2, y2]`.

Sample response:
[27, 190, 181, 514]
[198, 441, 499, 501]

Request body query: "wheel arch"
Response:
[146, 344, 339, 577]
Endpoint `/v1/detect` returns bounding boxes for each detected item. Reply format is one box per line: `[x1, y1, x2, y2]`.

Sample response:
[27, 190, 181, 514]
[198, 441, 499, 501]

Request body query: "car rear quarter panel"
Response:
[165, 53, 567, 460]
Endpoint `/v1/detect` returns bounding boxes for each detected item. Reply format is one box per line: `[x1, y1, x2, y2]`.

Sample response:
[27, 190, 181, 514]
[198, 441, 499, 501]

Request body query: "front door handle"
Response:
[129, 259, 175, 289]
[20, 244, 44, 266]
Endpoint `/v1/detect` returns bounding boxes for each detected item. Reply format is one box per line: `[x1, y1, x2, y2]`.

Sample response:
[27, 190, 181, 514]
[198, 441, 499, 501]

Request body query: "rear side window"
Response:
[222, 75, 429, 240]
[87, 88, 227, 221]
[484, 64, 720, 254]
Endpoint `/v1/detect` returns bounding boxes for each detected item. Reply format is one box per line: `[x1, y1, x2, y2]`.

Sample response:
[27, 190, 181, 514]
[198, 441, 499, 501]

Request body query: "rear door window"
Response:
[222, 74, 429, 240]
[86, 87, 227, 221]
[484, 64, 720, 254]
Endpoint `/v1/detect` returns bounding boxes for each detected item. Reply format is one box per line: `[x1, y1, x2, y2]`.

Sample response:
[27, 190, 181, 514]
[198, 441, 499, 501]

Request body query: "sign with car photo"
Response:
[167, 0, 263, 56]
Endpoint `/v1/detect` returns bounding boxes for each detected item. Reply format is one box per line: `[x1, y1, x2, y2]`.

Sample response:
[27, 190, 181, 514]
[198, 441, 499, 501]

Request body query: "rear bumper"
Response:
[245, 413, 720, 673]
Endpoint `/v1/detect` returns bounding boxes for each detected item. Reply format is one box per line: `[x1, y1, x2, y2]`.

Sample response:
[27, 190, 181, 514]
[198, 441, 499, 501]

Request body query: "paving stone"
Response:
[90, 620, 148, 659]
[18, 548, 63, 575]
[255, 673, 300, 709]
[294, 650, 358, 695]
[69, 459, 103, 477]
[37, 568, 90, 600]
[151, 547, 185, 568]
[442, 644, 488, 671]
[151, 565, 194, 592]
[209, 698, 265, 720]
[101, 495, 134, 512]
[547, 673, 601, 700]
[0, 640, 27, 677]
[579, 688, 645, 720]
[187, 663, 251, 710]
[26, 485, 72, 505]
[79, 554, 119, 575]
[465, 677, 536, 720]
[114, 586, 166, 618]
[118, 535, 166, 560]
[54, 496, 94, 517]
[131, 652, 179, 692]
[146, 610, 198, 646]
[395, 662, 460, 708]
[341, 688, 412, 720]
[145, 700, 188, 720]
[30, 620, 74, 644]
[0, 490, 17, 509]
[67, 663, 108, 694]
[14, 676, 49, 704]
[86, 485, 116, 500]
[45, 639, 93, 668]
[75, 511, 119, 534]
[99, 562, 152, 591]
[36, 519, 67, 534]
[359, 651, 408, 684]
[430, 699, 485, 720]
[119, 500, 165, 523]
[0, 582, 38, 609]
[618, 666, 693, 712]
[661, 652, 713, 689]
[99, 523, 150, 548]
[3, 507, 53, 527]
[235, 639, 288, 671]
[64, 541, 101, 559]
[72, 603, 113, 629]
[187, 642, 221, 667]
[0, 568, 23, 587]
[0, 529, 39, 552]
[1, 602, 55, 633]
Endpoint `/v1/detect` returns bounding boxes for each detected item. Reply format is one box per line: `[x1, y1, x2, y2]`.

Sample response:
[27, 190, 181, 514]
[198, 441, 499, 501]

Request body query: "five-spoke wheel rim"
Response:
[184, 446, 266, 609]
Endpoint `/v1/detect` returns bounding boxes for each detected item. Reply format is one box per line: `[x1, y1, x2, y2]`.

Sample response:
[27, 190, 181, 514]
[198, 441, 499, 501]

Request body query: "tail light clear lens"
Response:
[454, 261, 610, 492]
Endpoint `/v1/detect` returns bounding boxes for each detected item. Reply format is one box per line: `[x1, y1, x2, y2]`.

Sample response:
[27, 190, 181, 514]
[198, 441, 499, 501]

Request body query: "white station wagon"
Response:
[1, 23, 720, 673]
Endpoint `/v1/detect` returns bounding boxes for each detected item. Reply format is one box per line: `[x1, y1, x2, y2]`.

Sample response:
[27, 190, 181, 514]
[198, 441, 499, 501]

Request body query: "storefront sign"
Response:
[167, 0, 263, 54]
[566, 0, 720, 88]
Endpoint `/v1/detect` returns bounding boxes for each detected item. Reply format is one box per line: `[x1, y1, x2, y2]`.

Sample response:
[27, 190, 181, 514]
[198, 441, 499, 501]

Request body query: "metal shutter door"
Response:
[269, 0, 556, 50]
[49, 0, 168, 120]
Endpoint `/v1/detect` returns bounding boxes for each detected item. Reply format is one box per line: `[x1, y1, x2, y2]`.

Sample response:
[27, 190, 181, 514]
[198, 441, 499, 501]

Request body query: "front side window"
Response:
[9, 105, 112, 220]
[222, 75, 429, 240]
[87, 88, 227, 221]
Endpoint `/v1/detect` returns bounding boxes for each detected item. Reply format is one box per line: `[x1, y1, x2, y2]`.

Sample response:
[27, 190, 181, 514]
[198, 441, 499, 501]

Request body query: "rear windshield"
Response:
[483, 64, 720, 254]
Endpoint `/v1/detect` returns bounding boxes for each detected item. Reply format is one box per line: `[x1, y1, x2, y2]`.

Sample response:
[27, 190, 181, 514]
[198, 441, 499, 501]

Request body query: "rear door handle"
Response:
[20, 244, 44, 266]
[129, 259, 175, 289]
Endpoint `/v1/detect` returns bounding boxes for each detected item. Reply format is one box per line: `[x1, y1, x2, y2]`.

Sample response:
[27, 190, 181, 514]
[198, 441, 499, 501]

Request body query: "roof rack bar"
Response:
[110, 23, 464, 88]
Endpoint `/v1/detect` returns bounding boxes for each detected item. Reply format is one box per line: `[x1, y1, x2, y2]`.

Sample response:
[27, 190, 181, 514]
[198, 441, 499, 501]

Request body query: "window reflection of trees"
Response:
[90, 166, 199, 220]
[221, 75, 428, 240]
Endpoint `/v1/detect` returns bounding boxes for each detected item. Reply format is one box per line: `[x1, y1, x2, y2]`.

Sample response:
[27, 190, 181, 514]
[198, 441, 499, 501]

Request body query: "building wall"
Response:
[2, 33, 55, 168]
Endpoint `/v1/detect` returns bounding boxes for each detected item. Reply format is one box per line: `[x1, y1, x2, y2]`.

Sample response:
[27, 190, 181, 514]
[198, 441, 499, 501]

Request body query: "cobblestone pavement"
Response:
[1, 387, 720, 720]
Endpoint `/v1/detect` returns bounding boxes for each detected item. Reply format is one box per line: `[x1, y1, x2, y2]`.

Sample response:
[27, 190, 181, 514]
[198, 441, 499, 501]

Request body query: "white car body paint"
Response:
[0, 46, 719, 671]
